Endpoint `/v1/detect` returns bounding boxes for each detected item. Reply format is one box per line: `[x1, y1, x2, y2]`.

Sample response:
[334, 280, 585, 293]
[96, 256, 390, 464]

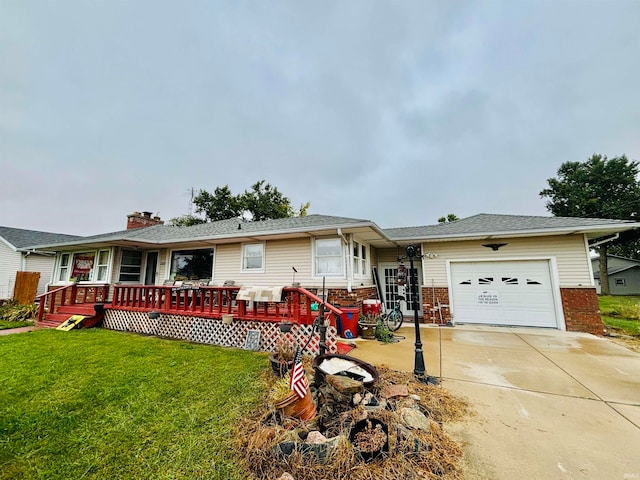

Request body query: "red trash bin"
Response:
[339, 306, 360, 338]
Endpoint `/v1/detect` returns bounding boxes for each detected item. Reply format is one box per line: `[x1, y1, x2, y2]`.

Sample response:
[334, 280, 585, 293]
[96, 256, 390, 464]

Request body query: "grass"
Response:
[0, 329, 269, 479]
[0, 320, 33, 330]
[599, 295, 640, 336]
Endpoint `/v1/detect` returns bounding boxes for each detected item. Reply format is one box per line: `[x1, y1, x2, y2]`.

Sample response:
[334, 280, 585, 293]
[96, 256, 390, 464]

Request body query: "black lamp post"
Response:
[402, 245, 438, 385]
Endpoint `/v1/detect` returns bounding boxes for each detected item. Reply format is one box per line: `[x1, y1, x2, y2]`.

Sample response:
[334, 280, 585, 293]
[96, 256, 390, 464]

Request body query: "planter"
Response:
[312, 353, 379, 388]
[358, 321, 377, 340]
[279, 322, 293, 333]
[274, 387, 316, 421]
[269, 353, 293, 378]
[349, 418, 389, 462]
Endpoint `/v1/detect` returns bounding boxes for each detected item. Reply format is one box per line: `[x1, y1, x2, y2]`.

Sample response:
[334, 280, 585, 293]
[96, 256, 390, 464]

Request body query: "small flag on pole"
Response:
[289, 346, 307, 399]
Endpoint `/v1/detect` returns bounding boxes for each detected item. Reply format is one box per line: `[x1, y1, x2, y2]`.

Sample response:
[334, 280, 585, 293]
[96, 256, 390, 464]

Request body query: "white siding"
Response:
[25, 254, 56, 296]
[0, 242, 21, 299]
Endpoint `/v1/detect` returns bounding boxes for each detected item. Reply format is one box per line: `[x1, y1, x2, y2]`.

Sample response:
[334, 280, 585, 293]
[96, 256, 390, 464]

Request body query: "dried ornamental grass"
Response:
[234, 364, 469, 480]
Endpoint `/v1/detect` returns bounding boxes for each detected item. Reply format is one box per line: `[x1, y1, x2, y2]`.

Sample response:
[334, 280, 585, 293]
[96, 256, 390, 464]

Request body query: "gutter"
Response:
[588, 233, 619, 248]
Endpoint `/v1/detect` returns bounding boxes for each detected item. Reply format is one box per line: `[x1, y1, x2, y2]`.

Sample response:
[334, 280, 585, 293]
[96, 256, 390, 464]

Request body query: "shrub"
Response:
[0, 300, 37, 322]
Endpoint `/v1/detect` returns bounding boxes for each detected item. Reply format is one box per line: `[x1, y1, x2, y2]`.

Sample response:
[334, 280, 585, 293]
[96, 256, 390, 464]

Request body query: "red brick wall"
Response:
[421, 287, 451, 324]
[560, 287, 604, 336]
[326, 286, 378, 314]
[418, 286, 604, 335]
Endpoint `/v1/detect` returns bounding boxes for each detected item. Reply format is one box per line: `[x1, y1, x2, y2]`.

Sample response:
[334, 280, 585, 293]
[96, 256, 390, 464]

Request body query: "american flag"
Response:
[289, 346, 307, 399]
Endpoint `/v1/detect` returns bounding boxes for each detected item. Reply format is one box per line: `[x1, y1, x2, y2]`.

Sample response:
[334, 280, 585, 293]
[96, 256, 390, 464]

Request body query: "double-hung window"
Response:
[96, 250, 110, 282]
[314, 238, 343, 276]
[242, 243, 264, 272]
[58, 253, 70, 281]
[353, 241, 368, 276]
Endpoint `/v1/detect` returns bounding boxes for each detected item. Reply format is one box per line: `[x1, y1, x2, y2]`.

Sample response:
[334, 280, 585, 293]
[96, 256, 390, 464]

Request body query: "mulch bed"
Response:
[234, 363, 469, 480]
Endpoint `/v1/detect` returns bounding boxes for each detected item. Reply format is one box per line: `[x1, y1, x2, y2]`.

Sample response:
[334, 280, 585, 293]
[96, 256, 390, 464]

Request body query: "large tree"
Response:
[540, 154, 640, 294]
[169, 180, 309, 225]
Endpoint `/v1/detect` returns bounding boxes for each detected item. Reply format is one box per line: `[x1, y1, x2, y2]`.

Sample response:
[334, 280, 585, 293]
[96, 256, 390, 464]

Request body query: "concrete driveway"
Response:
[349, 324, 640, 479]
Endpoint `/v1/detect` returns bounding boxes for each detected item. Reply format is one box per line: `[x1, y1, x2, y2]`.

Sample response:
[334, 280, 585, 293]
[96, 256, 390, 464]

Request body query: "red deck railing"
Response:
[36, 283, 109, 322]
[110, 285, 343, 326]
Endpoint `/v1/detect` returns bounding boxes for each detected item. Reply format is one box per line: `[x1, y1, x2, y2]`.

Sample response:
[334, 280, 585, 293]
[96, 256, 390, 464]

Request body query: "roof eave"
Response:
[390, 223, 640, 243]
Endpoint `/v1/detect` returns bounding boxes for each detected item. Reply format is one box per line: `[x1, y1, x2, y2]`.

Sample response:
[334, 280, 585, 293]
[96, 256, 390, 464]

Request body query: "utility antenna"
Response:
[187, 187, 195, 215]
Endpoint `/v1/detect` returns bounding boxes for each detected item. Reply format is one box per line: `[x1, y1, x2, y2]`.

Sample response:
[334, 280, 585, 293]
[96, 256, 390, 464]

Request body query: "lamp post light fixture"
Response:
[401, 245, 439, 385]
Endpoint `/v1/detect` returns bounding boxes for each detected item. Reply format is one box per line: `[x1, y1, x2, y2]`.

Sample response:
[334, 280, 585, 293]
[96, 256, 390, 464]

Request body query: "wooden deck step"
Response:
[56, 305, 97, 316]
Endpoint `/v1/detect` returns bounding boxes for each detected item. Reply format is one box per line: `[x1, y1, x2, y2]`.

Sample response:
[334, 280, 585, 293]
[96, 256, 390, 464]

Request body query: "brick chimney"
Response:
[127, 211, 164, 230]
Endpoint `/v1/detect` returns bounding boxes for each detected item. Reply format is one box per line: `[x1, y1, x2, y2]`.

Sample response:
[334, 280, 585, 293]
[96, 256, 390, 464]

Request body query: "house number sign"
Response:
[244, 329, 261, 351]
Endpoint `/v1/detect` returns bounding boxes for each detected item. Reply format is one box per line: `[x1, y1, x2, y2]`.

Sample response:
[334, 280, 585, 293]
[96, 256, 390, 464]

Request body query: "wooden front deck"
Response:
[109, 285, 342, 326]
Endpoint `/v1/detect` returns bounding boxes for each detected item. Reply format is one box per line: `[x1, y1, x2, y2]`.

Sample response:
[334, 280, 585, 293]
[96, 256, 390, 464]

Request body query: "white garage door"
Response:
[450, 260, 558, 328]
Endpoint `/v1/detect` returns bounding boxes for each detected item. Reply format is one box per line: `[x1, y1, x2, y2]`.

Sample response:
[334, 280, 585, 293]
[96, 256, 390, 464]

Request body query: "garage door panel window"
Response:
[526, 279, 542, 285]
[478, 277, 494, 285]
[502, 277, 519, 285]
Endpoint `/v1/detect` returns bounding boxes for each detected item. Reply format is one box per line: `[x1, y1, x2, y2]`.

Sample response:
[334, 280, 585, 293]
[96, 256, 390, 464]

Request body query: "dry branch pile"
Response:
[235, 364, 469, 480]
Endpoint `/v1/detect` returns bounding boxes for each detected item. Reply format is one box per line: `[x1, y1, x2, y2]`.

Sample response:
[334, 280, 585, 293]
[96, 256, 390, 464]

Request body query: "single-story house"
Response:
[0, 226, 81, 300]
[592, 255, 640, 295]
[30, 211, 640, 345]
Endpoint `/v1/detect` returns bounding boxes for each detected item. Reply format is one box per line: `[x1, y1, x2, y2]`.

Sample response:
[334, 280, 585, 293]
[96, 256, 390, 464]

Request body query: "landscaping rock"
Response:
[306, 431, 327, 444]
[352, 393, 363, 405]
[326, 374, 364, 394]
[400, 407, 431, 432]
[382, 384, 409, 398]
[276, 473, 295, 480]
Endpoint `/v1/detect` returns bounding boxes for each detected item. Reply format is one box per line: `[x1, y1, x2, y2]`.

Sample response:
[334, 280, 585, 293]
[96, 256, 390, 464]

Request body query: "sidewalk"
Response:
[349, 324, 640, 479]
[0, 326, 40, 336]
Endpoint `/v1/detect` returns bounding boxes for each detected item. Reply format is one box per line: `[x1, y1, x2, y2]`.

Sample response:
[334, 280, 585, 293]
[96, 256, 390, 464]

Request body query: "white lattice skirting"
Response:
[103, 309, 338, 355]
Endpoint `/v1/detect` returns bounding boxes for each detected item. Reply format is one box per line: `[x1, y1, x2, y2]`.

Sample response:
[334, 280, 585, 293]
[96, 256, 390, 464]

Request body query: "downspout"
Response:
[337, 228, 352, 292]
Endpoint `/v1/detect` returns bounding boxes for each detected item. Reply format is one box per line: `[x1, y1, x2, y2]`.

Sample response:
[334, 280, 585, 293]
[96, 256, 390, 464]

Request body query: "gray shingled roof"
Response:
[383, 213, 640, 240]
[29, 214, 375, 248]
[0, 226, 81, 250]
[24, 212, 640, 250]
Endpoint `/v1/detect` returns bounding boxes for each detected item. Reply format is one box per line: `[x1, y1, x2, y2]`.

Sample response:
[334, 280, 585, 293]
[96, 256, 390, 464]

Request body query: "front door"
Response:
[380, 264, 421, 317]
[144, 251, 159, 285]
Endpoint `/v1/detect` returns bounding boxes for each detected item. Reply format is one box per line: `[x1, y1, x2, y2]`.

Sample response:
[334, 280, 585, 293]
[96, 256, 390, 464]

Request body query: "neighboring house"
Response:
[0, 226, 81, 299]
[592, 255, 640, 295]
[30, 212, 640, 337]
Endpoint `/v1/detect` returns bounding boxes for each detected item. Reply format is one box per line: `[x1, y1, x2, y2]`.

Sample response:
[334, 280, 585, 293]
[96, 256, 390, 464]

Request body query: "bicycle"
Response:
[382, 295, 404, 331]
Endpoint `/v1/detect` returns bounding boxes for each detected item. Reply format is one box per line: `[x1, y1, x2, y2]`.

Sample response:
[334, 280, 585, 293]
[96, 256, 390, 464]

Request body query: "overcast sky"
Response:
[1, 1, 639, 235]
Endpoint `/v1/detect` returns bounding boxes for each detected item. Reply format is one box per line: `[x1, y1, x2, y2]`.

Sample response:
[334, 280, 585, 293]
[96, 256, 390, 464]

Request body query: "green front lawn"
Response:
[0, 329, 268, 479]
[599, 295, 640, 336]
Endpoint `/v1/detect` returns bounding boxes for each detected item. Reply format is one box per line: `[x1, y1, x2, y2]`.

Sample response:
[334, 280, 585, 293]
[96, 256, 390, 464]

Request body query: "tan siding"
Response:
[214, 239, 311, 286]
[412, 235, 591, 287]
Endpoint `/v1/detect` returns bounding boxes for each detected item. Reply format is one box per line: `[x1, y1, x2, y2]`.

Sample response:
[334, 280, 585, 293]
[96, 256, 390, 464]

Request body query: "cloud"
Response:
[1, 1, 639, 234]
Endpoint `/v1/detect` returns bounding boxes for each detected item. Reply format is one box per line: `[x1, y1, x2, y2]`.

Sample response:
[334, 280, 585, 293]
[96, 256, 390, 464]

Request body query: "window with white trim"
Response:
[96, 250, 110, 282]
[58, 253, 70, 281]
[242, 243, 264, 271]
[314, 238, 343, 276]
[119, 250, 143, 282]
[615, 278, 626, 286]
[169, 248, 214, 281]
[353, 241, 368, 276]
